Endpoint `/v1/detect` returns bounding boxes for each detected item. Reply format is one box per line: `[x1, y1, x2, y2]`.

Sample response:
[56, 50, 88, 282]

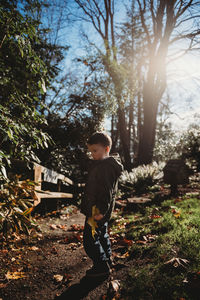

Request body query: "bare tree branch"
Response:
[175, 0, 193, 19]
[136, 0, 151, 46]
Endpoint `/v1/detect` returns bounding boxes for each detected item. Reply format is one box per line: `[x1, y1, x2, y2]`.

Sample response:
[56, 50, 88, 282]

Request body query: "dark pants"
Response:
[83, 219, 112, 266]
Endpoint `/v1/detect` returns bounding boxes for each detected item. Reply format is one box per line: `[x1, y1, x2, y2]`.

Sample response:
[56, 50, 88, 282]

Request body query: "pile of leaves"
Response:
[119, 161, 165, 197]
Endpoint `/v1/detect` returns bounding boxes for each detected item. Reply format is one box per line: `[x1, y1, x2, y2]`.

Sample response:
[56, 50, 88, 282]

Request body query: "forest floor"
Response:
[0, 204, 130, 300]
[1, 186, 200, 300]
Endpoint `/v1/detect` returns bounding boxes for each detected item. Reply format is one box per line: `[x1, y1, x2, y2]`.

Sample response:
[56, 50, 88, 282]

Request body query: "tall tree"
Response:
[133, 0, 200, 164]
[74, 0, 132, 170]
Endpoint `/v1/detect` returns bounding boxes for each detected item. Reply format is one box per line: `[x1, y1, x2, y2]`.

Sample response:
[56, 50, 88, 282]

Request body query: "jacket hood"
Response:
[104, 156, 124, 177]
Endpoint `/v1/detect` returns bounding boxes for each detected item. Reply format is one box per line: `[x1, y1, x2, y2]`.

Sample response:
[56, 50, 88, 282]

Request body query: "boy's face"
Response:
[87, 143, 109, 160]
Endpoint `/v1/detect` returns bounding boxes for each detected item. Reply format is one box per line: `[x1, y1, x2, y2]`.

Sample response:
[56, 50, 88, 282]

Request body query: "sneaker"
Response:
[86, 262, 111, 277]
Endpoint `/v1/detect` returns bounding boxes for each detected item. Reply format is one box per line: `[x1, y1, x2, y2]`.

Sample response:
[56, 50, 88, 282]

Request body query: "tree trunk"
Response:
[128, 98, 134, 151]
[111, 114, 118, 153]
[117, 106, 132, 170]
[136, 80, 159, 165]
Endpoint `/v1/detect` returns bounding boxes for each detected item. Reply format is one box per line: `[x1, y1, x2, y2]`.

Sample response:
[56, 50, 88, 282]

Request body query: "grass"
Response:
[111, 194, 200, 299]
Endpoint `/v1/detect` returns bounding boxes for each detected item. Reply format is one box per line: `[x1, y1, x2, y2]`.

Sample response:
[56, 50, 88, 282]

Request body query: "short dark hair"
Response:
[87, 132, 112, 148]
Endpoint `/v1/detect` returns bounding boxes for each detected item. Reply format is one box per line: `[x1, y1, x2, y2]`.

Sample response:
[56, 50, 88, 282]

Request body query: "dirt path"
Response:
[0, 207, 129, 300]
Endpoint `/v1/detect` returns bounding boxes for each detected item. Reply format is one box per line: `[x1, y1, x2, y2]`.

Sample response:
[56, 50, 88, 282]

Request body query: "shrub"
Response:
[119, 162, 165, 196]
[0, 176, 38, 239]
[178, 127, 200, 172]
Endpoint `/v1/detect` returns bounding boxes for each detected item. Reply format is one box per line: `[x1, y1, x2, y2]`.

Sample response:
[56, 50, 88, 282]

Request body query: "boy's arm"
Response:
[92, 164, 116, 218]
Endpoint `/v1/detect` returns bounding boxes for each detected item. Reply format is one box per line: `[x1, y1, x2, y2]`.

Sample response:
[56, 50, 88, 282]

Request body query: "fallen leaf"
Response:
[164, 257, 189, 268]
[174, 211, 181, 218]
[30, 246, 39, 251]
[118, 238, 133, 247]
[136, 240, 147, 245]
[174, 198, 182, 204]
[0, 283, 8, 288]
[143, 234, 158, 242]
[149, 214, 162, 219]
[57, 224, 67, 230]
[115, 251, 129, 259]
[0, 249, 8, 254]
[53, 274, 63, 283]
[6, 271, 27, 280]
[110, 279, 120, 292]
[50, 224, 57, 230]
[69, 224, 84, 232]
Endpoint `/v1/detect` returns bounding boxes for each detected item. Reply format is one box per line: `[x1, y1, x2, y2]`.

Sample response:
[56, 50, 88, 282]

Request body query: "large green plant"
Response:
[0, 1, 53, 179]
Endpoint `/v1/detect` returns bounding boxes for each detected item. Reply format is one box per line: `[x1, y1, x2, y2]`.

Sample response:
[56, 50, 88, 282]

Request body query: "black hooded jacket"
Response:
[81, 156, 123, 223]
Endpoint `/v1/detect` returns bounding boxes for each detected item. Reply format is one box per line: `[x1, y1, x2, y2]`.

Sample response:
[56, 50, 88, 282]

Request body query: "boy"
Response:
[81, 132, 123, 277]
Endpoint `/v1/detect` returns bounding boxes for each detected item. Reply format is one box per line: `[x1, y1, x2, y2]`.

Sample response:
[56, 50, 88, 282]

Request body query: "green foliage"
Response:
[119, 162, 165, 196]
[154, 123, 179, 162]
[178, 127, 200, 172]
[0, 0, 54, 178]
[0, 176, 38, 238]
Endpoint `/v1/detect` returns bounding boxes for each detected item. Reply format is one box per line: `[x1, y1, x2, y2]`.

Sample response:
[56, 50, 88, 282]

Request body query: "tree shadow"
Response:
[55, 274, 109, 300]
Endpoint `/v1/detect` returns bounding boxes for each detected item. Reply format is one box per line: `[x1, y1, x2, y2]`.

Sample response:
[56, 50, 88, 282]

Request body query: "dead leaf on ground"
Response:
[174, 198, 182, 204]
[50, 224, 57, 230]
[109, 279, 120, 292]
[57, 224, 67, 230]
[29, 246, 39, 251]
[164, 257, 189, 268]
[143, 234, 158, 242]
[69, 224, 84, 232]
[149, 214, 162, 219]
[174, 211, 181, 218]
[0, 249, 8, 254]
[6, 271, 27, 280]
[118, 238, 133, 247]
[136, 240, 147, 245]
[0, 283, 8, 288]
[63, 233, 83, 244]
[115, 251, 129, 259]
[53, 274, 63, 283]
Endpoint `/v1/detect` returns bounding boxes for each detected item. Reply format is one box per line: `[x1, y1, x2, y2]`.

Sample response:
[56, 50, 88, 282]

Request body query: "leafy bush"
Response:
[0, 1, 54, 180]
[119, 162, 165, 196]
[178, 127, 200, 172]
[0, 176, 38, 239]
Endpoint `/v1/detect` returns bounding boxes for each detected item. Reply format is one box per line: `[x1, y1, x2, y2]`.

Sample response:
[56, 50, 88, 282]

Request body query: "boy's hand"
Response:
[94, 214, 104, 221]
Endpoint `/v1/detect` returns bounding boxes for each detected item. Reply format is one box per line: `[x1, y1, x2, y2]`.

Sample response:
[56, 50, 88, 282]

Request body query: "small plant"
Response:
[119, 162, 165, 196]
[0, 176, 38, 239]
